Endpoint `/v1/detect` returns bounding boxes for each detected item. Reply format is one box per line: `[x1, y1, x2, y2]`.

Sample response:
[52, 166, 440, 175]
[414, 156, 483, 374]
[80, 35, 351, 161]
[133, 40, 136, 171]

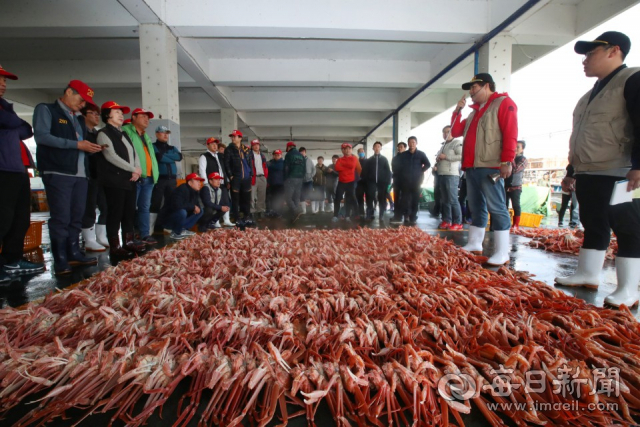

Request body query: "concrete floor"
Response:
[0, 209, 637, 427]
[1, 210, 632, 318]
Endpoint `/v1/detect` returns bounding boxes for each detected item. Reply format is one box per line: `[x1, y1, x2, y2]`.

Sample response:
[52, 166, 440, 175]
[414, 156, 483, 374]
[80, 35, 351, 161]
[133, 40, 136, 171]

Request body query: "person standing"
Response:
[504, 140, 528, 232]
[324, 154, 340, 213]
[355, 147, 367, 219]
[96, 101, 145, 257]
[0, 65, 44, 281]
[122, 108, 158, 245]
[150, 125, 182, 234]
[436, 126, 463, 230]
[557, 187, 579, 228]
[80, 103, 108, 252]
[298, 147, 315, 214]
[199, 172, 230, 230]
[451, 73, 518, 266]
[554, 31, 640, 308]
[199, 137, 233, 226]
[397, 137, 430, 225]
[283, 141, 305, 223]
[311, 156, 327, 214]
[224, 129, 254, 227]
[33, 79, 101, 275]
[390, 142, 407, 224]
[163, 173, 204, 239]
[249, 139, 268, 218]
[267, 149, 285, 216]
[363, 141, 391, 221]
[332, 143, 362, 221]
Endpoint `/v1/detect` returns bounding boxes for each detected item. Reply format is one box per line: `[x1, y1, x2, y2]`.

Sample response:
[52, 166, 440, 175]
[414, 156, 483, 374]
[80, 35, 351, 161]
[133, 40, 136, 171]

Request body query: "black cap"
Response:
[462, 73, 494, 90]
[574, 31, 630, 57]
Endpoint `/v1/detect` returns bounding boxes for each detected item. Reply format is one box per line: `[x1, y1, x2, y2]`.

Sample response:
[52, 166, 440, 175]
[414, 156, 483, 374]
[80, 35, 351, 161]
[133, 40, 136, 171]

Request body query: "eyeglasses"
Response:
[583, 44, 612, 60]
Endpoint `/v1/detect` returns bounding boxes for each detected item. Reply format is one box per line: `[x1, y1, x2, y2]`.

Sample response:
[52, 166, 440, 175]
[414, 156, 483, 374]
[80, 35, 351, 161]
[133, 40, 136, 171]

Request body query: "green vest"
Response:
[122, 124, 159, 183]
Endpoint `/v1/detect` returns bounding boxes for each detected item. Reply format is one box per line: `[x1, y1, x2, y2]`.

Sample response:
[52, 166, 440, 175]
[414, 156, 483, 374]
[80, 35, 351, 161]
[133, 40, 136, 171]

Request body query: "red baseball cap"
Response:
[185, 173, 205, 182]
[286, 141, 296, 148]
[273, 149, 282, 155]
[229, 130, 243, 137]
[123, 119, 131, 125]
[101, 101, 130, 114]
[207, 172, 222, 180]
[250, 139, 260, 146]
[341, 143, 352, 149]
[68, 80, 96, 106]
[0, 65, 18, 80]
[206, 137, 220, 145]
[131, 108, 155, 119]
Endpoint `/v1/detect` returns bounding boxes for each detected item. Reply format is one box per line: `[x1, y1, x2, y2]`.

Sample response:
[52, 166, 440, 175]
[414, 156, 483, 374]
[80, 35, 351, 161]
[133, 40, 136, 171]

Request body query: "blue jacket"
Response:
[0, 97, 34, 173]
[267, 158, 285, 186]
[153, 141, 182, 179]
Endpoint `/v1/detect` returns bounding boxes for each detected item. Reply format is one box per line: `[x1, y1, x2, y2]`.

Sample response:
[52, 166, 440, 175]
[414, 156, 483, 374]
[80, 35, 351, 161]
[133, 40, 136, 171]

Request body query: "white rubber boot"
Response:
[554, 248, 606, 289]
[223, 211, 235, 227]
[149, 213, 158, 235]
[318, 200, 325, 213]
[486, 230, 510, 266]
[300, 203, 307, 214]
[604, 257, 640, 308]
[82, 227, 106, 252]
[462, 225, 485, 255]
[311, 201, 319, 214]
[325, 202, 333, 213]
[95, 224, 110, 248]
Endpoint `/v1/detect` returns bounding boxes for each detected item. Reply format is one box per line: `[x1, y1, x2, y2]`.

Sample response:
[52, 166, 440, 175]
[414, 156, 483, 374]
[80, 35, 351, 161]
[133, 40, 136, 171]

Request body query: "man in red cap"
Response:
[249, 139, 268, 218]
[223, 129, 254, 227]
[267, 149, 285, 216]
[283, 141, 306, 222]
[123, 108, 159, 245]
[33, 79, 102, 275]
[161, 173, 204, 240]
[332, 143, 361, 222]
[0, 65, 45, 282]
[199, 172, 230, 230]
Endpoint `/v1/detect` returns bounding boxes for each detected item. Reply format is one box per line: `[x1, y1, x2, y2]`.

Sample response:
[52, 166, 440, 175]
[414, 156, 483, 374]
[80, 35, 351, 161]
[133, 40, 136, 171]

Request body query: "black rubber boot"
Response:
[67, 236, 98, 266]
[51, 238, 72, 275]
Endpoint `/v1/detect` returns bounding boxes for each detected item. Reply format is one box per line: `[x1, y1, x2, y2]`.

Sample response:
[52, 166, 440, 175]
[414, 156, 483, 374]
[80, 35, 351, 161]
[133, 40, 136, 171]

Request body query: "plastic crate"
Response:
[23, 221, 44, 251]
[520, 212, 544, 228]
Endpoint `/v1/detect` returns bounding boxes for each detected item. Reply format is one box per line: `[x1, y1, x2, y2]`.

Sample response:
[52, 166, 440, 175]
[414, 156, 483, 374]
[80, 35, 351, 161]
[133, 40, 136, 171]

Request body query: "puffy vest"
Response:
[463, 95, 507, 168]
[569, 67, 639, 173]
[35, 102, 87, 175]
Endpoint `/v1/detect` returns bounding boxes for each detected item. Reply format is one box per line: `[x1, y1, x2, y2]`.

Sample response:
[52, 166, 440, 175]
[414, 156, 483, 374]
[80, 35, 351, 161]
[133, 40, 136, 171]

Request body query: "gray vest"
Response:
[463, 95, 508, 168]
[569, 67, 639, 173]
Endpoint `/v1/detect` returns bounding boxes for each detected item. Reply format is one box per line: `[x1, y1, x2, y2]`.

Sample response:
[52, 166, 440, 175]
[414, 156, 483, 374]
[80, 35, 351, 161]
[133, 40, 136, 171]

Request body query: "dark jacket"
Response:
[362, 154, 391, 185]
[392, 153, 403, 181]
[0, 97, 34, 173]
[200, 184, 229, 212]
[154, 141, 182, 179]
[249, 151, 268, 185]
[86, 128, 100, 179]
[506, 154, 528, 189]
[224, 143, 252, 182]
[313, 164, 327, 186]
[96, 125, 137, 191]
[268, 158, 285, 186]
[284, 148, 305, 179]
[165, 183, 201, 214]
[34, 101, 88, 175]
[397, 149, 430, 184]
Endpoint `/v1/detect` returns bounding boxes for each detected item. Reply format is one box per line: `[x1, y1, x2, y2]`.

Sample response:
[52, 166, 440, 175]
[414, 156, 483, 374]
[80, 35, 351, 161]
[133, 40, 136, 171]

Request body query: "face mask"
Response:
[358, 152, 365, 158]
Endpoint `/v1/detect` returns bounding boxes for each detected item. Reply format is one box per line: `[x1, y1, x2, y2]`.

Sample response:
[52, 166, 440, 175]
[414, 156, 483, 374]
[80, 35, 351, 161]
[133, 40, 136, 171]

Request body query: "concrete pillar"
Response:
[139, 23, 183, 176]
[393, 108, 411, 148]
[221, 108, 238, 146]
[477, 35, 513, 93]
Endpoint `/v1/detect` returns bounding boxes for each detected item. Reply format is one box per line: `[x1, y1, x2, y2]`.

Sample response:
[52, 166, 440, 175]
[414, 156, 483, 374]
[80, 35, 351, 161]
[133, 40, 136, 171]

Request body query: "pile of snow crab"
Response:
[513, 228, 618, 260]
[0, 227, 638, 426]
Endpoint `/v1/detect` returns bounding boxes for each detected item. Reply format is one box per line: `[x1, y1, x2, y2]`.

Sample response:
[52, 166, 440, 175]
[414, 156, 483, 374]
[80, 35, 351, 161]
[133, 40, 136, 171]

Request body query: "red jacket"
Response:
[451, 92, 518, 170]
[250, 151, 269, 185]
[335, 155, 362, 183]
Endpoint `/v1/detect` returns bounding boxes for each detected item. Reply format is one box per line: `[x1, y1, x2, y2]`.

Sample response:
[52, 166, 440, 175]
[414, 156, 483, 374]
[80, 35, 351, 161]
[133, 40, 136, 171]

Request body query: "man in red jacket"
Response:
[332, 143, 362, 222]
[451, 73, 518, 266]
